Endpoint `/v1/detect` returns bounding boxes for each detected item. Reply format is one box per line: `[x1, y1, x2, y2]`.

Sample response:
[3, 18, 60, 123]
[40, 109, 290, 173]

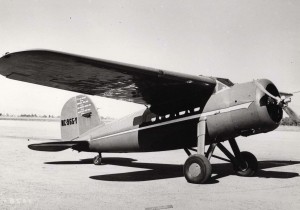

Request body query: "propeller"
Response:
[283, 106, 300, 123]
[254, 80, 300, 123]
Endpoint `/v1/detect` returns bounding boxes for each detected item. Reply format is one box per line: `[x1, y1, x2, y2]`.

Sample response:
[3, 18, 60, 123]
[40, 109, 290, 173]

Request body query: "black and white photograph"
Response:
[0, 1, 300, 209]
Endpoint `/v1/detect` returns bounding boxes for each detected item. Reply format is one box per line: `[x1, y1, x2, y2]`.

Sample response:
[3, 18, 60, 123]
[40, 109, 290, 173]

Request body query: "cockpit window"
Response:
[213, 78, 234, 94]
[214, 80, 229, 93]
[216, 77, 234, 87]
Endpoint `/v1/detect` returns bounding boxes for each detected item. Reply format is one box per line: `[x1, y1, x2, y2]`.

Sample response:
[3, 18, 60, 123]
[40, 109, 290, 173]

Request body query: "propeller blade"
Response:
[254, 80, 280, 102]
[293, 90, 300, 94]
[279, 91, 293, 98]
[283, 106, 300, 123]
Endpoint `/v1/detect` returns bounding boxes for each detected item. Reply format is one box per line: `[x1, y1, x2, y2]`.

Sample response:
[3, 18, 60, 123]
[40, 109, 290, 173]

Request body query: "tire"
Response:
[183, 154, 212, 184]
[93, 155, 102, 165]
[235, 151, 258, 177]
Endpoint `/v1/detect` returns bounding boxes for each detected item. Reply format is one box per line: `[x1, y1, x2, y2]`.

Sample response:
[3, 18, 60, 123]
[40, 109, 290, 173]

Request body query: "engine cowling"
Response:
[205, 79, 282, 142]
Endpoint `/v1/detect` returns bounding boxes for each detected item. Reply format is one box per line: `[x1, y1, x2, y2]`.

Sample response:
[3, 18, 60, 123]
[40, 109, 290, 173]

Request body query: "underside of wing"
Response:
[0, 50, 216, 114]
[28, 141, 89, 152]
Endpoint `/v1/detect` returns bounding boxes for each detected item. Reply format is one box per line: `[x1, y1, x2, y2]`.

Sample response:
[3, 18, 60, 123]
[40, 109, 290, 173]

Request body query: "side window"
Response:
[146, 113, 156, 122]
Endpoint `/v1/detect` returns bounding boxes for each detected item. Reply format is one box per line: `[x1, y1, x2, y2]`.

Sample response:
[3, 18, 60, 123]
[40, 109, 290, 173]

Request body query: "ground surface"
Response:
[0, 120, 300, 210]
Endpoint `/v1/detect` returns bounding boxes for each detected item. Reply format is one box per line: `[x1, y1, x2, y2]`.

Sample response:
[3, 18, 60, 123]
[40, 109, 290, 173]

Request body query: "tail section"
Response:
[61, 95, 102, 140]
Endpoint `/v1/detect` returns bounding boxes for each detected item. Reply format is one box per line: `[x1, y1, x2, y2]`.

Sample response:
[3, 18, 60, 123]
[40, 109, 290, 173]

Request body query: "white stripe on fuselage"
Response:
[92, 101, 253, 141]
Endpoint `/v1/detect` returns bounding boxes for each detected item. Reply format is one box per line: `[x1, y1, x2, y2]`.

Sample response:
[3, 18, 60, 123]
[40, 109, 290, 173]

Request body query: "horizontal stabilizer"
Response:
[28, 141, 89, 152]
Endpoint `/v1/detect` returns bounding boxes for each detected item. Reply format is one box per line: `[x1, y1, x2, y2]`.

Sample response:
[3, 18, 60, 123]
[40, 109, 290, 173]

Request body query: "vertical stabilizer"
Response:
[61, 95, 101, 140]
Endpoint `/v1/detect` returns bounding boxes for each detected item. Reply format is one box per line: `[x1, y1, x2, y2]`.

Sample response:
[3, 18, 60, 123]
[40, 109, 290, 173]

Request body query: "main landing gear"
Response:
[183, 154, 212, 184]
[93, 153, 102, 165]
[217, 140, 258, 177]
[183, 118, 258, 184]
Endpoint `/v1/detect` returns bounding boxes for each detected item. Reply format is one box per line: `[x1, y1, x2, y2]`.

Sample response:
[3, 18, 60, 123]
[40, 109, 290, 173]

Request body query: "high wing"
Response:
[0, 50, 216, 114]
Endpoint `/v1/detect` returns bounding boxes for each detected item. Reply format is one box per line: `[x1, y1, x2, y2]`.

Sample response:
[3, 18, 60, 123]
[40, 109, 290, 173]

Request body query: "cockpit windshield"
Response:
[213, 78, 234, 94]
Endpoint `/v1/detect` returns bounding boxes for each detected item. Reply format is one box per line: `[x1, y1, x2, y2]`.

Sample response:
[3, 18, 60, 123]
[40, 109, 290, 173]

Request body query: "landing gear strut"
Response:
[93, 153, 102, 165]
[217, 139, 258, 176]
[183, 117, 212, 184]
[183, 118, 258, 184]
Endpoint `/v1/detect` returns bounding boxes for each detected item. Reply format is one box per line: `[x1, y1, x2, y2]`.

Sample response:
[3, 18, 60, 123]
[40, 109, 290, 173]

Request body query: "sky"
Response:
[0, 0, 299, 118]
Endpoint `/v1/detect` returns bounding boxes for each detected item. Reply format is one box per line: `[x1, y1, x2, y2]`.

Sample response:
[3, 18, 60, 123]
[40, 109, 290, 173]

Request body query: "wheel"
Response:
[234, 151, 258, 177]
[183, 154, 212, 184]
[93, 154, 102, 165]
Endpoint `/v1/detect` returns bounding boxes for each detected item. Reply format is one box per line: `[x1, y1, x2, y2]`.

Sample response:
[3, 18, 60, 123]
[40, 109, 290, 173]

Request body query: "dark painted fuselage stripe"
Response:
[91, 101, 253, 141]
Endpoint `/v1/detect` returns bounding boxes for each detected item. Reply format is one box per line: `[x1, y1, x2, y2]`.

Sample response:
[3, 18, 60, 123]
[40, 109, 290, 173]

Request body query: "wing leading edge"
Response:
[0, 50, 216, 114]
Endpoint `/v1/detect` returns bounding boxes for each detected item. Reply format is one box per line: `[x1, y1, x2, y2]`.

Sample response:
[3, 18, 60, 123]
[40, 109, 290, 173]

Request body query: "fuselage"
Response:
[77, 79, 282, 153]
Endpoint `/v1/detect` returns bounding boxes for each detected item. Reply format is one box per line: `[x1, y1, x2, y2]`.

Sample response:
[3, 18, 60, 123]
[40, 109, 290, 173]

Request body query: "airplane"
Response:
[0, 50, 299, 184]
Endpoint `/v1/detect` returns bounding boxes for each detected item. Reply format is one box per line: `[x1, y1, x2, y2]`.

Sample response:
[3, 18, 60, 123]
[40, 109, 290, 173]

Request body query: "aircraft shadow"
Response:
[45, 157, 137, 165]
[211, 160, 300, 181]
[45, 158, 300, 183]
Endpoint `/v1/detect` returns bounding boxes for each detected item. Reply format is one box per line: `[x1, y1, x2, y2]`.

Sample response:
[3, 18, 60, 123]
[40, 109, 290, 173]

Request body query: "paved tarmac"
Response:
[0, 122, 300, 210]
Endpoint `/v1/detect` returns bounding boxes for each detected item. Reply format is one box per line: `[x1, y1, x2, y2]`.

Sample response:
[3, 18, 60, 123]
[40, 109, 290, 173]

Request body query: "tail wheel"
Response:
[93, 154, 102, 165]
[234, 151, 258, 177]
[183, 154, 212, 184]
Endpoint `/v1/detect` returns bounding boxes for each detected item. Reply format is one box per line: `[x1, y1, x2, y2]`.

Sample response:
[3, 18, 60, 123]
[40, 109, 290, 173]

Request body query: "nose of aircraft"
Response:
[255, 79, 300, 123]
[205, 79, 283, 141]
[228, 79, 283, 137]
[255, 79, 283, 124]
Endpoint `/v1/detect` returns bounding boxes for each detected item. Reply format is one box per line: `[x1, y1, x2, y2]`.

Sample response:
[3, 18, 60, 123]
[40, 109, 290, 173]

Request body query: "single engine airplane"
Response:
[0, 50, 299, 184]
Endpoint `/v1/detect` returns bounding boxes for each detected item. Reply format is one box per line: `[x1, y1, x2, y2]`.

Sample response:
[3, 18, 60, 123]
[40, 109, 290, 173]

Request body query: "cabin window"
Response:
[146, 113, 156, 122]
[151, 117, 156, 122]
[165, 114, 170, 118]
[179, 111, 186, 116]
[194, 107, 200, 112]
